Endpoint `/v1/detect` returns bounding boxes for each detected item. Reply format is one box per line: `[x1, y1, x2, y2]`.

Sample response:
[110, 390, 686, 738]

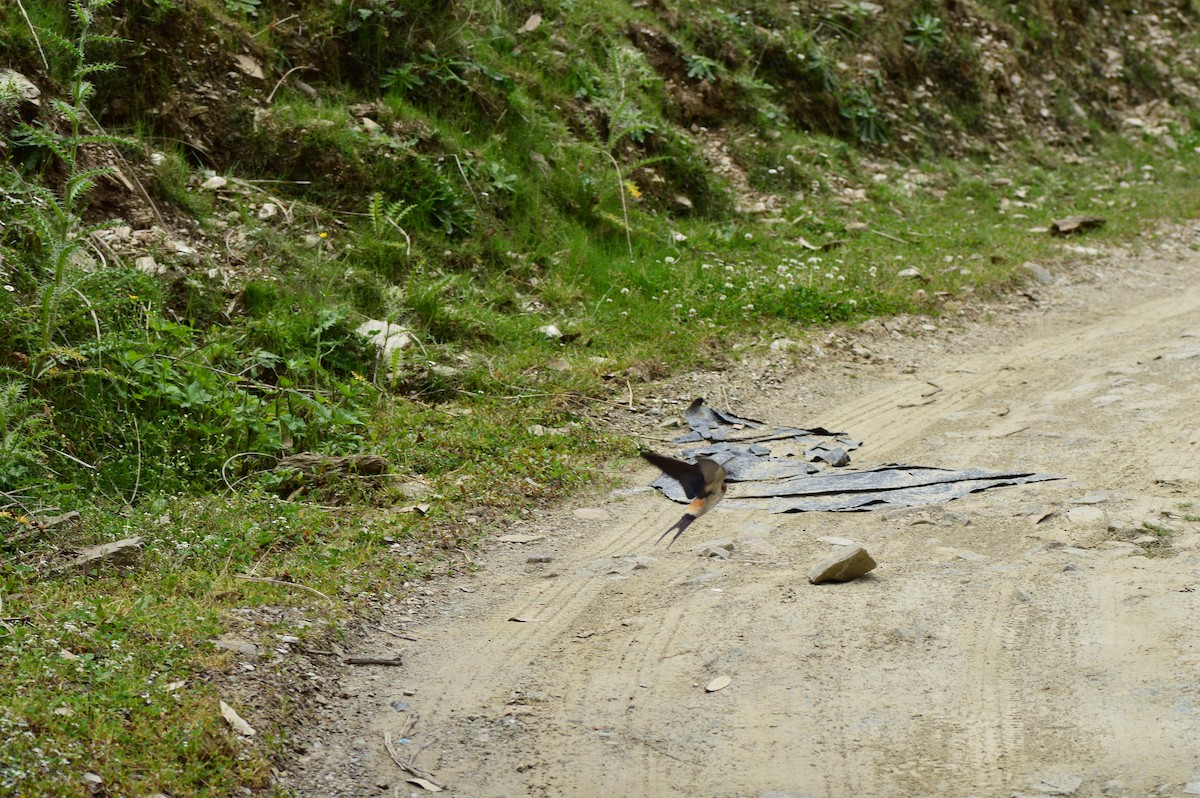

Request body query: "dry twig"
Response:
[344, 654, 404, 666]
[232, 574, 333, 603]
[383, 718, 445, 791]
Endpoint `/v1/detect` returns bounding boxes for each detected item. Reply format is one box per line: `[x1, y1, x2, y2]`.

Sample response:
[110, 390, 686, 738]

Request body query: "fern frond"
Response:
[65, 176, 98, 209]
[80, 33, 124, 48]
[386, 200, 414, 224]
[17, 124, 71, 163]
[72, 80, 96, 107]
[39, 29, 81, 59]
[76, 62, 122, 79]
[368, 192, 385, 236]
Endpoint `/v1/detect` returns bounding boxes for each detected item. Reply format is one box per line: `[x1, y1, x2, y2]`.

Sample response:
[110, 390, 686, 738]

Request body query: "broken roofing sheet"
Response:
[649, 398, 1061, 513]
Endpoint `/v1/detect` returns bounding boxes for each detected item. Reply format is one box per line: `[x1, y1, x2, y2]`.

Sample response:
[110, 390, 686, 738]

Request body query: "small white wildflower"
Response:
[664, 256, 676, 264]
[620, 287, 630, 295]
[673, 232, 688, 242]
[744, 233, 753, 240]
[3, 285, 13, 292]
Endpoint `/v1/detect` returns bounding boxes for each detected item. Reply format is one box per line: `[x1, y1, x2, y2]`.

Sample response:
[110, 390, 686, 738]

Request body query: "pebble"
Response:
[807, 545, 877, 584]
[694, 538, 735, 552]
[135, 255, 164, 275]
[817, 536, 856, 546]
[1066, 506, 1105, 524]
[1021, 261, 1055, 285]
[705, 675, 731, 692]
[526, 554, 553, 564]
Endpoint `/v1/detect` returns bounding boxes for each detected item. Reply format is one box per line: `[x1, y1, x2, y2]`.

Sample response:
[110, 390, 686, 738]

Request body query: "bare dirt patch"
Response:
[278, 225, 1200, 797]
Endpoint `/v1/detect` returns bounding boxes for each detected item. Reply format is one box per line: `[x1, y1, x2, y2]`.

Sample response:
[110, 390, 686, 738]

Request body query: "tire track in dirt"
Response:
[826, 282, 1200, 466]
[288, 249, 1200, 798]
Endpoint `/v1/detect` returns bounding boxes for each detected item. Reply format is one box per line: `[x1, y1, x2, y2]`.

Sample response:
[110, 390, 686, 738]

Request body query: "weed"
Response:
[582, 45, 663, 256]
[381, 64, 425, 95]
[840, 88, 888, 144]
[224, 0, 260, 16]
[906, 13, 946, 60]
[684, 54, 720, 82]
[8, 0, 127, 377]
[0, 380, 50, 487]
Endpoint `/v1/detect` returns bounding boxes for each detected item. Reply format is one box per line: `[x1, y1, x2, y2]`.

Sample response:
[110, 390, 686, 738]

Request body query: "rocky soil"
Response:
[271, 224, 1200, 798]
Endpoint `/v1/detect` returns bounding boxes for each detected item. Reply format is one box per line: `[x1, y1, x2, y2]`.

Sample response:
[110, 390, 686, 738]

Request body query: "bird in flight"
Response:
[641, 451, 728, 546]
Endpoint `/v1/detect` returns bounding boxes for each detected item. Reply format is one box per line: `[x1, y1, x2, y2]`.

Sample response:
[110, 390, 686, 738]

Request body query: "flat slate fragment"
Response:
[808, 545, 877, 584]
[649, 401, 1062, 513]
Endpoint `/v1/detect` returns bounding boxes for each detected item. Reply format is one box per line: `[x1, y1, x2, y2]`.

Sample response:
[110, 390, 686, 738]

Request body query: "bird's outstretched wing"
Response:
[641, 450, 728, 547]
[640, 451, 706, 498]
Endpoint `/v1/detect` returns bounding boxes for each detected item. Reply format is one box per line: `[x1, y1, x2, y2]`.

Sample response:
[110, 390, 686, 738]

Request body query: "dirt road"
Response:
[284, 232, 1200, 798]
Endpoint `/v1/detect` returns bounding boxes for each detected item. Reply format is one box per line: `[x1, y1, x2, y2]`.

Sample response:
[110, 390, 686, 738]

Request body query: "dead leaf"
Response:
[220, 700, 256, 736]
[705, 675, 731, 692]
[518, 13, 542, 33]
[407, 777, 444, 792]
[398, 503, 431, 514]
[497, 534, 544, 544]
[1029, 510, 1055, 525]
[795, 236, 821, 250]
[233, 54, 264, 79]
[508, 616, 534, 623]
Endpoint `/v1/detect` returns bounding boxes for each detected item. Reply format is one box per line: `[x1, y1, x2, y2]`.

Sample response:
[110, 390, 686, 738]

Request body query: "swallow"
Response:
[641, 451, 728, 546]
